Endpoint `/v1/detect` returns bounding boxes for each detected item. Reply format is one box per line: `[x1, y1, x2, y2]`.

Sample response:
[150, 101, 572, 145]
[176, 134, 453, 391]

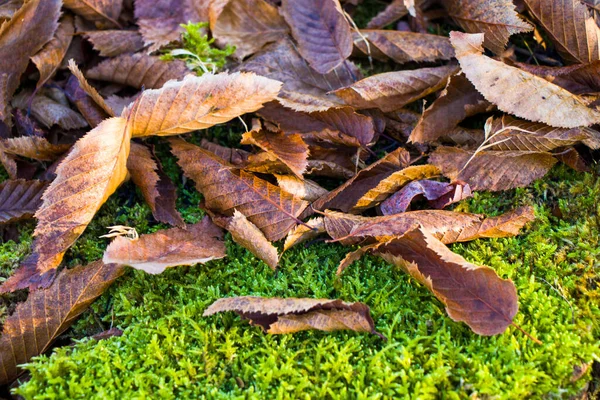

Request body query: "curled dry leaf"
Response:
[203, 296, 384, 338]
[0, 260, 125, 385]
[380, 180, 456, 215]
[103, 217, 226, 274]
[274, 174, 329, 202]
[86, 53, 190, 89]
[0, 136, 70, 161]
[84, 29, 145, 57]
[354, 30, 455, 64]
[523, 0, 600, 64]
[127, 143, 184, 227]
[32, 14, 74, 90]
[241, 127, 309, 178]
[375, 227, 518, 336]
[366, 0, 408, 29]
[226, 210, 279, 270]
[0, 0, 61, 123]
[212, 0, 289, 60]
[124, 73, 282, 137]
[63, 0, 122, 27]
[430, 146, 557, 191]
[444, 0, 532, 54]
[240, 38, 357, 112]
[1, 117, 131, 292]
[12, 90, 88, 130]
[0, 179, 47, 224]
[67, 59, 114, 116]
[333, 65, 458, 112]
[409, 73, 492, 144]
[170, 138, 308, 242]
[64, 74, 110, 128]
[510, 60, 600, 95]
[450, 31, 600, 128]
[283, 217, 325, 252]
[281, 0, 352, 74]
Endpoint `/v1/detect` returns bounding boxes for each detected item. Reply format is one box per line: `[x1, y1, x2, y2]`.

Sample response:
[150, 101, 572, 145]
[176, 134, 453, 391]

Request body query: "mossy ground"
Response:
[1, 125, 598, 398]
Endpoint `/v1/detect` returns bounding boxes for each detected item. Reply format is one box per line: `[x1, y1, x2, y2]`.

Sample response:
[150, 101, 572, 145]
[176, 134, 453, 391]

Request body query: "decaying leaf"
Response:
[281, 0, 352, 74]
[0, 179, 47, 224]
[0, 260, 125, 385]
[63, 0, 122, 27]
[200, 139, 250, 166]
[1, 117, 131, 292]
[125, 73, 282, 137]
[84, 29, 145, 57]
[64, 74, 110, 128]
[366, 0, 408, 29]
[523, 0, 600, 64]
[226, 210, 279, 270]
[0, 136, 70, 161]
[86, 53, 190, 89]
[12, 90, 88, 130]
[32, 14, 74, 90]
[380, 180, 457, 215]
[283, 217, 325, 252]
[450, 31, 600, 128]
[444, 0, 532, 54]
[203, 296, 384, 338]
[0, 0, 61, 123]
[127, 143, 184, 227]
[212, 0, 289, 60]
[274, 174, 329, 202]
[430, 146, 558, 191]
[375, 227, 518, 335]
[170, 138, 308, 242]
[333, 65, 458, 112]
[67, 59, 115, 117]
[103, 217, 225, 274]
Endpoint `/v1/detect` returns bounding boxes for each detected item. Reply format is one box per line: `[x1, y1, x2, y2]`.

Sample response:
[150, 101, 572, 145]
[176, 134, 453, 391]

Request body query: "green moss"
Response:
[12, 164, 600, 399]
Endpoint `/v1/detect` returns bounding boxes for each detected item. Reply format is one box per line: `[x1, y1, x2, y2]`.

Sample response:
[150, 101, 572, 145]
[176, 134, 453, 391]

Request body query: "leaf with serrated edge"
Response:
[0, 179, 47, 224]
[227, 210, 279, 270]
[32, 14, 74, 90]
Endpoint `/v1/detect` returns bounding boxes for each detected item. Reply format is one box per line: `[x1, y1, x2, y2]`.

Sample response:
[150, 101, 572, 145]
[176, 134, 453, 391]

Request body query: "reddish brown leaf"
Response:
[63, 0, 122, 27]
[84, 29, 145, 57]
[333, 65, 458, 112]
[103, 217, 225, 274]
[430, 146, 557, 191]
[199, 139, 250, 166]
[409, 73, 492, 144]
[125, 73, 282, 137]
[127, 143, 183, 227]
[450, 31, 600, 128]
[281, 0, 352, 74]
[510, 60, 600, 95]
[212, 0, 289, 60]
[203, 296, 384, 338]
[0, 137, 70, 161]
[170, 138, 308, 242]
[0, 179, 47, 224]
[375, 227, 518, 335]
[86, 53, 190, 89]
[444, 0, 532, 54]
[524, 0, 600, 64]
[354, 30, 454, 64]
[64, 75, 110, 128]
[32, 14, 74, 90]
[366, 0, 408, 29]
[226, 210, 279, 270]
[0, 0, 61, 123]
[0, 260, 125, 384]
[1, 117, 131, 292]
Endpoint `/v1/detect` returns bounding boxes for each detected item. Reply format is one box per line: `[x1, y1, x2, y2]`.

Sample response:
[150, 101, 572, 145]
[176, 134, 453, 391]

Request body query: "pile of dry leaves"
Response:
[0, 0, 599, 387]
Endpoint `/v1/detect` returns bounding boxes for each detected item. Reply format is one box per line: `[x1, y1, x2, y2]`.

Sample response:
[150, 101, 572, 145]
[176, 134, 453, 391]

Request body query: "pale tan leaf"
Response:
[450, 31, 600, 128]
[32, 14, 75, 90]
[227, 210, 278, 270]
[284, 217, 325, 252]
[0, 136, 70, 161]
[274, 174, 328, 202]
[67, 59, 114, 116]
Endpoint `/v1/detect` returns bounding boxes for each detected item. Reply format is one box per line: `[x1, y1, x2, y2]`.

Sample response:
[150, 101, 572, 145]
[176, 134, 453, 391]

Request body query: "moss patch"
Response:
[9, 150, 600, 398]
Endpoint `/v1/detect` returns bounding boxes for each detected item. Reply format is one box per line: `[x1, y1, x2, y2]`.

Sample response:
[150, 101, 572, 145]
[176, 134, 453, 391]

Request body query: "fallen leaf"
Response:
[380, 180, 456, 215]
[281, 0, 352, 74]
[64, 75, 110, 128]
[84, 29, 145, 57]
[103, 217, 225, 274]
[283, 217, 325, 251]
[67, 59, 114, 116]
[430, 146, 557, 191]
[200, 138, 250, 166]
[444, 0, 532, 54]
[86, 53, 190, 89]
[366, 0, 408, 29]
[31, 14, 74, 90]
[274, 174, 329, 202]
[523, 0, 600, 64]
[409, 73, 492, 143]
[212, 0, 289, 60]
[125, 72, 282, 137]
[333, 65, 458, 112]
[203, 296, 384, 338]
[241, 126, 309, 177]
[0, 0, 61, 123]
[127, 142, 184, 227]
[1, 117, 131, 292]
[0, 179, 47, 224]
[354, 30, 455, 64]
[450, 31, 600, 128]
[170, 138, 308, 241]
[63, 0, 123, 27]
[0, 260, 125, 385]
[0, 137, 70, 161]
[12, 90, 88, 130]
[509, 60, 600, 95]
[226, 210, 279, 270]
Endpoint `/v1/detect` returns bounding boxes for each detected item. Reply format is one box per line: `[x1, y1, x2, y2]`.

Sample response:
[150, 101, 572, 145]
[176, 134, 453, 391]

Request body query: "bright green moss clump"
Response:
[11, 159, 600, 398]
